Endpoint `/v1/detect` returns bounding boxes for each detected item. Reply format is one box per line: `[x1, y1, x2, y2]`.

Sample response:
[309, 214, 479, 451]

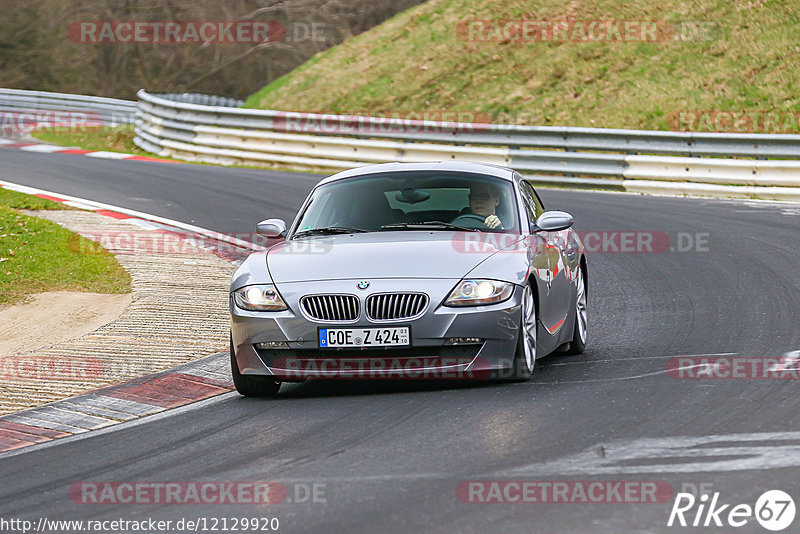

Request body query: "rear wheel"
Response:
[230, 336, 281, 397]
[566, 266, 587, 355]
[509, 283, 537, 381]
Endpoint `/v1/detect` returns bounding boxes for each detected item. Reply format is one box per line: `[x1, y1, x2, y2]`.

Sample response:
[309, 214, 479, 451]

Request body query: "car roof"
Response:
[316, 161, 518, 187]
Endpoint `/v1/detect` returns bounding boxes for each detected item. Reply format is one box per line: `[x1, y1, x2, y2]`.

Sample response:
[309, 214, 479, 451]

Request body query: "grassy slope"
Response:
[32, 126, 149, 155]
[0, 189, 131, 306]
[244, 0, 800, 130]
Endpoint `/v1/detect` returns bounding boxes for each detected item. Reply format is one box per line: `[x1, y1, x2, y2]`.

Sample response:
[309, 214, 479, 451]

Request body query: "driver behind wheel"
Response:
[456, 183, 503, 229]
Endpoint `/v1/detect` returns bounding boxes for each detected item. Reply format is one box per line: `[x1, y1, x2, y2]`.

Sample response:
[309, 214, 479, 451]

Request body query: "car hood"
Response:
[266, 232, 521, 283]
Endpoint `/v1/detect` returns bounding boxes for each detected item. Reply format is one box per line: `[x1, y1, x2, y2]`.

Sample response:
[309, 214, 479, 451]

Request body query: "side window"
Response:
[530, 186, 545, 217]
[519, 181, 543, 226]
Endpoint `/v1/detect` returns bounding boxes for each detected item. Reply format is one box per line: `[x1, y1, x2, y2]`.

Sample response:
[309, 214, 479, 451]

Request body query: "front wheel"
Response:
[509, 283, 537, 381]
[566, 266, 587, 355]
[230, 336, 281, 397]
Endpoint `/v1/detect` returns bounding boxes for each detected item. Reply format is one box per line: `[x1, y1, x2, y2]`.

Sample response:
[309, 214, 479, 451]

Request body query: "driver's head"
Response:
[468, 183, 500, 216]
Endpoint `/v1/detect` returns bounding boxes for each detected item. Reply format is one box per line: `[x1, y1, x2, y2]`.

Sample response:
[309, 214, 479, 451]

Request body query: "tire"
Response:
[566, 265, 587, 355]
[230, 336, 281, 397]
[509, 283, 537, 381]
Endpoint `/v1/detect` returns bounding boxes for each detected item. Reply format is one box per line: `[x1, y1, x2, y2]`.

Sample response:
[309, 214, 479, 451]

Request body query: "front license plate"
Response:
[318, 327, 410, 348]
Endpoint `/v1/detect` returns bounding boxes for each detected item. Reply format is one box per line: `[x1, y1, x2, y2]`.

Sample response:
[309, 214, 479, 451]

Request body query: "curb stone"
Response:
[0, 182, 259, 453]
[0, 352, 231, 453]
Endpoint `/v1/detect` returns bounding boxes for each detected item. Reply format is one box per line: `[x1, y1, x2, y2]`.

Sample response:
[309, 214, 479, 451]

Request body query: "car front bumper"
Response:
[231, 278, 523, 380]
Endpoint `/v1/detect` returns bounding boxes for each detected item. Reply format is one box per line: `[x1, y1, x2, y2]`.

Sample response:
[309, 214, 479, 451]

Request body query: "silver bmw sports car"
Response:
[230, 161, 587, 395]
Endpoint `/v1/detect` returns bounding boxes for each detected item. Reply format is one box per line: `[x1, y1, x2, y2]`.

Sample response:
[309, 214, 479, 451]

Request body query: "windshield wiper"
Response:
[381, 221, 478, 232]
[293, 226, 367, 238]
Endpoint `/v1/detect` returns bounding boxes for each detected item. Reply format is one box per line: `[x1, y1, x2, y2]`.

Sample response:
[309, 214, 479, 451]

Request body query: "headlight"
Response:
[444, 279, 514, 307]
[233, 284, 288, 311]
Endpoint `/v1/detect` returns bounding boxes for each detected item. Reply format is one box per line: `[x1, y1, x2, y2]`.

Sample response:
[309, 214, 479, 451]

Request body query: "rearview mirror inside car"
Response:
[395, 187, 431, 204]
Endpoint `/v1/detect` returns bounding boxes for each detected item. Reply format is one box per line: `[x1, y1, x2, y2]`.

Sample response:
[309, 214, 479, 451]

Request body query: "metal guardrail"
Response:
[134, 91, 800, 159]
[0, 88, 136, 129]
[155, 93, 244, 108]
[133, 90, 800, 197]
[134, 90, 633, 176]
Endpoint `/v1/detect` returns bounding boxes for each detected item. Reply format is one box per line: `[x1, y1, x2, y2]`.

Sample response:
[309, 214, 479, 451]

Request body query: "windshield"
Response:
[292, 171, 519, 236]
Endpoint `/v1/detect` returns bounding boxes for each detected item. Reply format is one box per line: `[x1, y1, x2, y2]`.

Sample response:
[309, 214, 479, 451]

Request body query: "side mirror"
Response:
[256, 218, 287, 238]
[533, 210, 574, 232]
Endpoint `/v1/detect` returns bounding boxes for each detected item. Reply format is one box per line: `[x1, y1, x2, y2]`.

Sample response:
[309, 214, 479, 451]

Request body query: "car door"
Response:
[520, 181, 572, 341]
[535, 184, 575, 337]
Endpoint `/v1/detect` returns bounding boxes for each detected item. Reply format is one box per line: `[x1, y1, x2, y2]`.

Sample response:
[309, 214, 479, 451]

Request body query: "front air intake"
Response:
[300, 294, 360, 322]
[365, 293, 428, 321]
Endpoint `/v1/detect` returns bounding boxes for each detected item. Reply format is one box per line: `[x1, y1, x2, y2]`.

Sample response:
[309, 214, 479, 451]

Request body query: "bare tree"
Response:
[0, 0, 425, 99]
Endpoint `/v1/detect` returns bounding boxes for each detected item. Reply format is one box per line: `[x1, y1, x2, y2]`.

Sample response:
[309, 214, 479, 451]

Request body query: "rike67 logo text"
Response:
[668, 490, 795, 531]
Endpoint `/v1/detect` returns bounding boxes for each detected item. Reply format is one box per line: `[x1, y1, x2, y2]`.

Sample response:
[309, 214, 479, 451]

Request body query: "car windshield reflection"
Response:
[292, 171, 520, 236]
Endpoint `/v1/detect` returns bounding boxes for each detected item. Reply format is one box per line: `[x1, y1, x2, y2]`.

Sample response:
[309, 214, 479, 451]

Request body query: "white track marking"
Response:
[19, 144, 73, 153]
[548, 352, 737, 367]
[502, 431, 800, 475]
[0, 178, 264, 251]
[532, 364, 710, 384]
[84, 150, 130, 159]
[61, 200, 103, 210]
[125, 218, 161, 230]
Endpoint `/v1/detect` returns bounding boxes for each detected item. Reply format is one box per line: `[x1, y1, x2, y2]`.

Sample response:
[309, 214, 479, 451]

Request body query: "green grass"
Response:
[0, 188, 75, 211]
[0, 190, 131, 307]
[32, 125, 150, 155]
[243, 0, 800, 130]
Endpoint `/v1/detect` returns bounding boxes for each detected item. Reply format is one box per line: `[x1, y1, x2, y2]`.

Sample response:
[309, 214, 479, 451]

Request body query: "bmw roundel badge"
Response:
[357, 281, 370, 290]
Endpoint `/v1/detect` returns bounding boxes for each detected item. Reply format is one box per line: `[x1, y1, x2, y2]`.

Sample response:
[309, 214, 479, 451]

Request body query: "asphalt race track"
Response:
[2, 149, 800, 533]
